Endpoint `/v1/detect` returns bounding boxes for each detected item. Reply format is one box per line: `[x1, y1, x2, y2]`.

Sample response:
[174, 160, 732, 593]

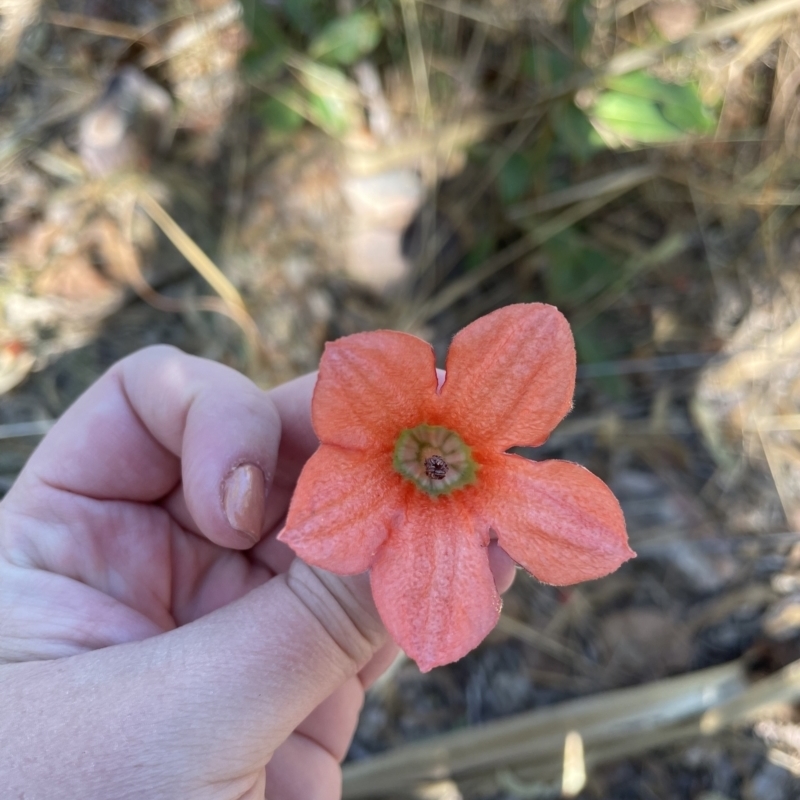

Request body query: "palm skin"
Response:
[0, 346, 514, 799]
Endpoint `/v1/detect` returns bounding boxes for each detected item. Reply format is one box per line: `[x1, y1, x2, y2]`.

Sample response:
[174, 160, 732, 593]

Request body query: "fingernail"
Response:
[223, 464, 267, 544]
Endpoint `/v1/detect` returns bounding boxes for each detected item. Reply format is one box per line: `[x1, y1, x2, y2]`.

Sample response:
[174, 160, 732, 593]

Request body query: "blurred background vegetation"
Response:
[5, 0, 800, 797]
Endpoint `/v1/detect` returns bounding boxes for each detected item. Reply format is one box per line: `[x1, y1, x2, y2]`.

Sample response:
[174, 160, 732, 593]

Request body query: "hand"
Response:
[0, 346, 515, 799]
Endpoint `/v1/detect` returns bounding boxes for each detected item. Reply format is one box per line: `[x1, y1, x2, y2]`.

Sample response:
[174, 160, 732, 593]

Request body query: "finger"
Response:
[489, 541, 517, 594]
[1, 564, 387, 795]
[122, 348, 281, 549]
[158, 564, 385, 776]
[295, 675, 364, 762]
[252, 530, 297, 574]
[268, 371, 320, 483]
[15, 349, 179, 504]
[359, 641, 400, 689]
[264, 734, 341, 800]
[214, 370, 318, 546]
[18, 346, 282, 550]
[160, 483, 197, 534]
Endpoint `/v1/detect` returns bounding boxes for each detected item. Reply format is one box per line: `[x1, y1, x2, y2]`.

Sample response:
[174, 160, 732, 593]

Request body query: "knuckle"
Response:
[285, 560, 386, 671]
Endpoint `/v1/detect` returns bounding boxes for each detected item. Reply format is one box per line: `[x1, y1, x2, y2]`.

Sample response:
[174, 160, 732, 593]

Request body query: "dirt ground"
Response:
[5, 1, 800, 798]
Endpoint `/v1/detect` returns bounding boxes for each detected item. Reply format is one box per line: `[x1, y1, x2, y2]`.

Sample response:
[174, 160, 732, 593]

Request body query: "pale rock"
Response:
[341, 169, 424, 292]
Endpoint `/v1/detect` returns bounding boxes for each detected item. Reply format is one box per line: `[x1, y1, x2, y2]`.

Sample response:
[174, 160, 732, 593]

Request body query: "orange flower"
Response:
[279, 304, 634, 671]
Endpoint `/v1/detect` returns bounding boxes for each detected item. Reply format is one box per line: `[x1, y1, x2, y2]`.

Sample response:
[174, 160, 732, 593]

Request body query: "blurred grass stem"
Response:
[343, 661, 748, 798]
[409, 182, 635, 325]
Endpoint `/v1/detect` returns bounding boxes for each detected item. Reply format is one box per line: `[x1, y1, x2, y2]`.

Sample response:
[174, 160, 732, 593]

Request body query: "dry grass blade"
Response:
[345, 115, 492, 175]
[0, 89, 99, 172]
[136, 191, 247, 314]
[420, 0, 514, 31]
[508, 165, 659, 220]
[705, 313, 800, 388]
[456, 112, 544, 222]
[400, 0, 432, 124]
[701, 659, 800, 734]
[599, 0, 800, 79]
[45, 10, 153, 42]
[132, 192, 263, 367]
[342, 661, 747, 798]
[571, 231, 694, 332]
[489, 720, 702, 799]
[486, 0, 800, 114]
[346, 657, 800, 797]
[495, 615, 595, 671]
[415, 111, 544, 291]
[0, 420, 54, 439]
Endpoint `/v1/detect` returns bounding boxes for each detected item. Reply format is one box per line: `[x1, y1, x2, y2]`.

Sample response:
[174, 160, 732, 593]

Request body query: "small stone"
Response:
[78, 67, 172, 176]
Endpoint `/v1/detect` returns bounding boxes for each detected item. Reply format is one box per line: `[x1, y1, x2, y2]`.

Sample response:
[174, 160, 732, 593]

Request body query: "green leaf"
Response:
[308, 11, 382, 65]
[661, 93, 716, 133]
[573, 319, 629, 399]
[549, 100, 604, 163]
[590, 71, 716, 145]
[592, 91, 686, 143]
[289, 56, 361, 136]
[463, 234, 496, 271]
[543, 229, 621, 306]
[307, 92, 354, 136]
[522, 45, 574, 86]
[605, 71, 714, 131]
[497, 153, 533, 204]
[258, 93, 305, 132]
[569, 0, 592, 55]
[282, 0, 333, 37]
[240, 0, 287, 72]
[242, 46, 288, 82]
[290, 56, 361, 102]
[603, 71, 685, 102]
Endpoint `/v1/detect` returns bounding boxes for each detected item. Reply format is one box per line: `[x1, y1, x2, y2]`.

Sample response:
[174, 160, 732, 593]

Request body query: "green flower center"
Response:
[393, 424, 478, 497]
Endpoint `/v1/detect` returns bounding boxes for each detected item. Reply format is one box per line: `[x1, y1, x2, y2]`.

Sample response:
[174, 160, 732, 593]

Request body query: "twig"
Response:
[342, 661, 748, 798]
[0, 420, 54, 440]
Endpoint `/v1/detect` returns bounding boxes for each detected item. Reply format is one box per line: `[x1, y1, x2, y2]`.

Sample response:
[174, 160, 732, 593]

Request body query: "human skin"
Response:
[0, 345, 515, 800]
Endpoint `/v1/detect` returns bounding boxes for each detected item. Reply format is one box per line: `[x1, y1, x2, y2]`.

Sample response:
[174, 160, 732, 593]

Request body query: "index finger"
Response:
[9, 347, 285, 549]
[268, 371, 319, 483]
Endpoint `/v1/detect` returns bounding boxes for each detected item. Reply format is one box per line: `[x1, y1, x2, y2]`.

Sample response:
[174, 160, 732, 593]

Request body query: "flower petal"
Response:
[313, 330, 438, 451]
[440, 303, 575, 451]
[279, 445, 403, 574]
[475, 455, 634, 585]
[371, 494, 501, 672]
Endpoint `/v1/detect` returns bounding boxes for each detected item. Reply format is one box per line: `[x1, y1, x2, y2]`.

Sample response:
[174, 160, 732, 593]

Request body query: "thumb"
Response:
[159, 559, 388, 771]
[7, 562, 388, 799]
